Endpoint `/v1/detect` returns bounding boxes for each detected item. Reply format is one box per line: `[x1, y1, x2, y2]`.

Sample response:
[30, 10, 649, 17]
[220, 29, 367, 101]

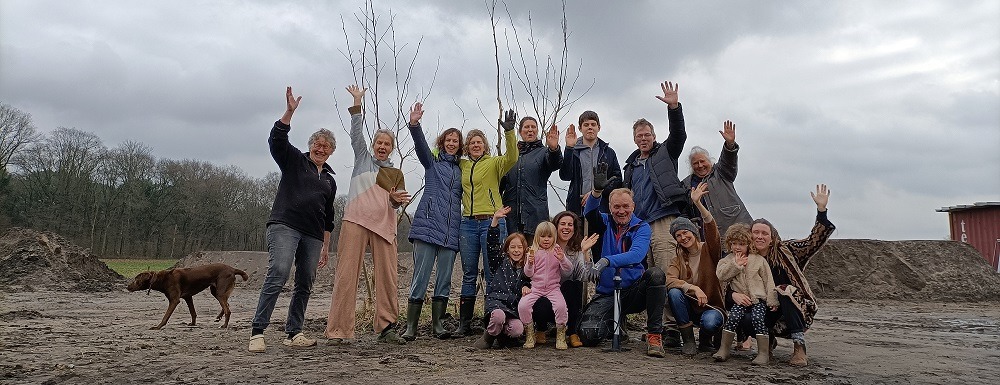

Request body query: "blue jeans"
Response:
[459, 217, 505, 298]
[252, 223, 323, 334]
[408, 240, 458, 301]
[667, 288, 723, 333]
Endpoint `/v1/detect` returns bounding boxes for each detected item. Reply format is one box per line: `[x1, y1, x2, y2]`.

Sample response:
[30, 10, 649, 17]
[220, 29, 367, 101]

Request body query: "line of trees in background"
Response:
[0, 102, 413, 259]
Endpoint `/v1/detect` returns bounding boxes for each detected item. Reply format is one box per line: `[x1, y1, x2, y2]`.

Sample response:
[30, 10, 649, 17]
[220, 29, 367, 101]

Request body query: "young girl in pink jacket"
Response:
[517, 221, 573, 349]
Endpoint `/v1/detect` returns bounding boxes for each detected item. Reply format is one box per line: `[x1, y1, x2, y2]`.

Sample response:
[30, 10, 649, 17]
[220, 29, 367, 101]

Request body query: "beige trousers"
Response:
[325, 220, 399, 339]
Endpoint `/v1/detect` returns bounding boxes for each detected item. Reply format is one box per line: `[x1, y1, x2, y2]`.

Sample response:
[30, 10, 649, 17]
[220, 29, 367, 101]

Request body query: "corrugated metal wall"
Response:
[948, 206, 1000, 272]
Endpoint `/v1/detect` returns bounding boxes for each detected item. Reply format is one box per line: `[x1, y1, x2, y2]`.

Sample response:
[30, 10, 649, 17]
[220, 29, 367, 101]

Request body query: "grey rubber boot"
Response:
[752, 334, 771, 365]
[431, 297, 452, 339]
[402, 301, 422, 341]
[473, 332, 496, 349]
[713, 330, 736, 361]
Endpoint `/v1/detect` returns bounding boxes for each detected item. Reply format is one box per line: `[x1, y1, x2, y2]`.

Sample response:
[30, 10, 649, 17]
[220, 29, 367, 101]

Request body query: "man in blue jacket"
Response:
[577, 163, 667, 357]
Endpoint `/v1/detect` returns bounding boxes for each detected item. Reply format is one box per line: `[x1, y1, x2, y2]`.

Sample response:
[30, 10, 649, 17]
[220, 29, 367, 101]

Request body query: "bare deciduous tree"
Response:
[0, 103, 40, 172]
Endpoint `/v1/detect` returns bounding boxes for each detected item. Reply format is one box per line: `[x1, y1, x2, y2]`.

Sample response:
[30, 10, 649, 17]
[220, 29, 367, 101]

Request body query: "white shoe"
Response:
[282, 333, 317, 347]
[248, 334, 266, 353]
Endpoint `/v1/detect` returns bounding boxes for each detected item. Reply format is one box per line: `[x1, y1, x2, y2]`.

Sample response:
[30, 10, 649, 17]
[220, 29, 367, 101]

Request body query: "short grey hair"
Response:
[688, 146, 715, 169]
[374, 128, 396, 151]
[309, 128, 337, 151]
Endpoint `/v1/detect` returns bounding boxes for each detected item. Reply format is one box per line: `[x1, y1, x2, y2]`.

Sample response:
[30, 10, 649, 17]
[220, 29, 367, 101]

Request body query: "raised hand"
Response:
[500, 109, 517, 132]
[527, 250, 535, 266]
[565, 123, 577, 146]
[389, 189, 412, 206]
[580, 233, 600, 253]
[720, 120, 736, 146]
[408, 102, 424, 126]
[655, 81, 679, 109]
[592, 162, 618, 192]
[286, 86, 302, 112]
[690, 182, 709, 204]
[810, 184, 830, 212]
[491, 206, 510, 227]
[346, 84, 366, 105]
[735, 251, 748, 268]
[546, 124, 560, 150]
[554, 245, 565, 261]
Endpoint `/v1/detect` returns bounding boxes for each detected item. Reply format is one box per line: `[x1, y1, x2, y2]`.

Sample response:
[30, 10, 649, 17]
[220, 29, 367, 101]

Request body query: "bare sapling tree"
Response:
[335, 0, 440, 330]
[487, 0, 592, 209]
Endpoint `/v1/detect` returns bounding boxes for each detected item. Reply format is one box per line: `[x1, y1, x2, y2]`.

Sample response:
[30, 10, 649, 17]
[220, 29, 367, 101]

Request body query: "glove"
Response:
[592, 162, 618, 192]
[592, 257, 610, 273]
[500, 109, 517, 132]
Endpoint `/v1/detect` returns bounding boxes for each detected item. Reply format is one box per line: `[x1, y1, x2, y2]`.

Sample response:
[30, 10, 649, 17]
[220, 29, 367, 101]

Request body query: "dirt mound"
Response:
[0, 227, 124, 292]
[809, 239, 1000, 301]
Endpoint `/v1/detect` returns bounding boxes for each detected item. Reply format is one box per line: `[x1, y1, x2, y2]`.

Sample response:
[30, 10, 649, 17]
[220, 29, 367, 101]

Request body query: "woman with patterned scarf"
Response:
[740, 184, 835, 366]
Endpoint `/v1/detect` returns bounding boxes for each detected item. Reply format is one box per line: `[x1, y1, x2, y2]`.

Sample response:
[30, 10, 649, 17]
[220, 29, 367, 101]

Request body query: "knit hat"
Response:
[669, 217, 700, 240]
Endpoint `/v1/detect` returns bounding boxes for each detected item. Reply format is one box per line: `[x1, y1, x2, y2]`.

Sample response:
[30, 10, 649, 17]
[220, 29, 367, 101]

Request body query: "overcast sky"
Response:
[2, 0, 997, 241]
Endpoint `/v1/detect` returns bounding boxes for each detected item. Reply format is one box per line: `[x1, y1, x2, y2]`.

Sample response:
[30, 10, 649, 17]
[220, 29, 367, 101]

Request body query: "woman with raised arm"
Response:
[248, 87, 336, 353]
[455, 110, 519, 336]
[402, 102, 463, 341]
[737, 184, 835, 366]
[666, 182, 725, 356]
[325, 85, 412, 345]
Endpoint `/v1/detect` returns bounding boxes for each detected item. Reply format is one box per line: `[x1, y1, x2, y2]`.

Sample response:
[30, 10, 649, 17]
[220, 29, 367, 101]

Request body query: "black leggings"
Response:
[532, 280, 584, 333]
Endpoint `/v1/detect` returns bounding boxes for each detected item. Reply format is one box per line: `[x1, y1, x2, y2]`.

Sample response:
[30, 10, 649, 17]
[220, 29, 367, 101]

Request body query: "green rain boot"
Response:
[431, 297, 453, 339]
[402, 300, 422, 341]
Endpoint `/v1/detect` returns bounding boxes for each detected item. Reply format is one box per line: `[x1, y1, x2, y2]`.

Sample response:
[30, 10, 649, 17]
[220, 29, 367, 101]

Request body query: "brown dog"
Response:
[127, 263, 248, 330]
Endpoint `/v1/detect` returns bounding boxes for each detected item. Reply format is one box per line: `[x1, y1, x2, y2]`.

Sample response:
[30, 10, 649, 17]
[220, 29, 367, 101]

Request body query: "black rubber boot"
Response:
[402, 300, 422, 341]
[698, 328, 718, 352]
[455, 296, 476, 336]
[431, 297, 452, 339]
[664, 328, 681, 348]
[680, 325, 697, 355]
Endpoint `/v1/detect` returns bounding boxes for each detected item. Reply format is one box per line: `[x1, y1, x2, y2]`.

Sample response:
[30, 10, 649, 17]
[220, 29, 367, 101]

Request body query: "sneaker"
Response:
[646, 333, 665, 358]
[326, 338, 351, 346]
[377, 328, 407, 345]
[282, 333, 317, 347]
[248, 334, 266, 353]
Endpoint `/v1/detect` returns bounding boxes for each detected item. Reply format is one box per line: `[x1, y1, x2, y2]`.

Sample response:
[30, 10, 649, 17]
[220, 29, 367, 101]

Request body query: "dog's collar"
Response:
[145, 273, 156, 295]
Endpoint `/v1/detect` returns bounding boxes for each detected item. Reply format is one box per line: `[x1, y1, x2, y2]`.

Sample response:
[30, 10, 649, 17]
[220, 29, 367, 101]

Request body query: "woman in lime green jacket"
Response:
[455, 109, 519, 335]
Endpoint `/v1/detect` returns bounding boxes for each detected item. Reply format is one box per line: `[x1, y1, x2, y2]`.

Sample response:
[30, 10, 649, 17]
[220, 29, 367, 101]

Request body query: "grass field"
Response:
[101, 259, 178, 278]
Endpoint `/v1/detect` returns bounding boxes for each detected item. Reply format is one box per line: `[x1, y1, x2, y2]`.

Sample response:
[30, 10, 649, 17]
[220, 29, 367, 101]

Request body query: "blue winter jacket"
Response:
[407, 124, 463, 251]
[584, 194, 651, 295]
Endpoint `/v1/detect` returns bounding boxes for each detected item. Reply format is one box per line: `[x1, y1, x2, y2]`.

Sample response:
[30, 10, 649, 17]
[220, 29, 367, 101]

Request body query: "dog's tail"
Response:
[235, 269, 249, 282]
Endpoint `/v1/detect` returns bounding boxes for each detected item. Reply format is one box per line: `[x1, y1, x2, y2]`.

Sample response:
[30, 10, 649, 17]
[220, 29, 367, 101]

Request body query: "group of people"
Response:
[246, 81, 836, 368]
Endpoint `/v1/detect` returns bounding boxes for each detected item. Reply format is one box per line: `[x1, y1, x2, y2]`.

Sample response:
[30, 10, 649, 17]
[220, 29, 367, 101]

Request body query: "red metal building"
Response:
[937, 202, 1000, 273]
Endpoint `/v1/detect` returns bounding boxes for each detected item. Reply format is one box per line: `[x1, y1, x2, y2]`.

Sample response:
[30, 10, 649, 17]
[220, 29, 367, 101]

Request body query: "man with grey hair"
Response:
[249, 86, 337, 353]
[622, 81, 689, 347]
[623, 81, 688, 270]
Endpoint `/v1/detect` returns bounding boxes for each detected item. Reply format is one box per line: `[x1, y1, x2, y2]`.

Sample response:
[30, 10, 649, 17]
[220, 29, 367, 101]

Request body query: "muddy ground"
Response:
[2, 290, 998, 385]
[3, 231, 1000, 384]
